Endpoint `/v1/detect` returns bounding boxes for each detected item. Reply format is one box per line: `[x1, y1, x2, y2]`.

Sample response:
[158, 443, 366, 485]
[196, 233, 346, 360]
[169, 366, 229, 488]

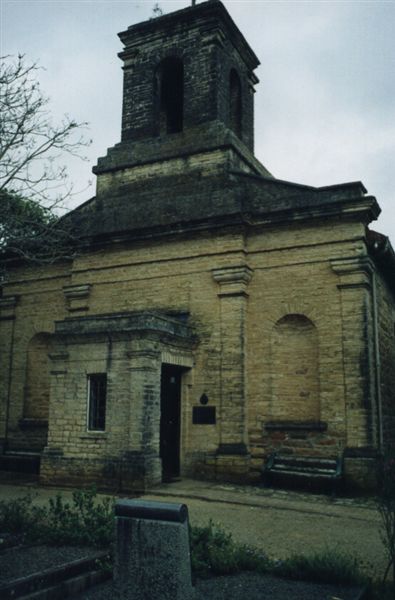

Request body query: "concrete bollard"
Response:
[114, 499, 195, 600]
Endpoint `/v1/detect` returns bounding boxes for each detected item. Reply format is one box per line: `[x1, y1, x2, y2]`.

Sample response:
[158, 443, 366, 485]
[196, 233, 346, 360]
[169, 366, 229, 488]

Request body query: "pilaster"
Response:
[212, 264, 252, 470]
[331, 256, 377, 449]
[127, 346, 162, 486]
[0, 296, 18, 450]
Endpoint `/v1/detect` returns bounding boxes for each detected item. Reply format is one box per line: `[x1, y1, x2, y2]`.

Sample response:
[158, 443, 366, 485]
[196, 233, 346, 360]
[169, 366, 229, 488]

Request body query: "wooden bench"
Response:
[262, 453, 343, 495]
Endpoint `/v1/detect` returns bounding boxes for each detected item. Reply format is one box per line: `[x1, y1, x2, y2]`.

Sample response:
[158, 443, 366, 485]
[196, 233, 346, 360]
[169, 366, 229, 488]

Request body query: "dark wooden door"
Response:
[160, 365, 182, 480]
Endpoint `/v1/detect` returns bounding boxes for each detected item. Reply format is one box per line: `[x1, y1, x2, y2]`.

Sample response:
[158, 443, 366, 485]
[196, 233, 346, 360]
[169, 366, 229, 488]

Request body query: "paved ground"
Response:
[144, 480, 385, 579]
[0, 477, 386, 580]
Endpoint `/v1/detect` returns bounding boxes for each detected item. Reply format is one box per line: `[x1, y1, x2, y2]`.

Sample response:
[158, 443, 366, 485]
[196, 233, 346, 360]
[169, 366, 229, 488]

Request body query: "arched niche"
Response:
[23, 332, 53, 420]
[271, 314, 320, 421]
[156, 56, 184, 135]
[229, 68, 242, 138]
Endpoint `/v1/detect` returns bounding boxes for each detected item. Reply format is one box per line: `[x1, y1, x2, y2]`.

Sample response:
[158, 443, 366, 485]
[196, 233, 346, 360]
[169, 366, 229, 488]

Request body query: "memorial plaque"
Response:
[192, 406, 216, 425]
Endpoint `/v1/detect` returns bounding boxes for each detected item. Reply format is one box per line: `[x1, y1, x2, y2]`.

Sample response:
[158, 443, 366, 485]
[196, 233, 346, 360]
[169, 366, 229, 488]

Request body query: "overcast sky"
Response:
[2, 0, 395, 241]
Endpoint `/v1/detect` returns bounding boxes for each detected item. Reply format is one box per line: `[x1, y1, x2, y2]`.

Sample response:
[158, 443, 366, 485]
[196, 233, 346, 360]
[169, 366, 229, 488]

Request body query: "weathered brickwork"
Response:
[1, 0, 394, 492]
[376, 274, 395, 449]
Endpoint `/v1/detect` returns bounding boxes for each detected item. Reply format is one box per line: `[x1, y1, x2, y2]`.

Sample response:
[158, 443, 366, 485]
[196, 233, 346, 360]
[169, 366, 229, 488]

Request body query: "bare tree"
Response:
[0, 189, 78, 269]
[0, 54, 91, 271]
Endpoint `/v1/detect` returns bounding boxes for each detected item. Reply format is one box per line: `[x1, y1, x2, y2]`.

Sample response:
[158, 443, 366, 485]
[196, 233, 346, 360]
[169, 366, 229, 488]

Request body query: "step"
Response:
[19, 569, 111, 600]
[0, 470, 38, 483]
[277, 462, 338, 471]
[0, 552, 110, 600]
[270, 469, 338, 479]
[273, 468, 337, 478]
[277, 457, 338, 467]
[0, 453, 41, 474]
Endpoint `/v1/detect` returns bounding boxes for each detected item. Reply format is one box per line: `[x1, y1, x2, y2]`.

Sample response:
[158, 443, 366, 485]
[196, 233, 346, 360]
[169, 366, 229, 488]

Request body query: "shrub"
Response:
[273, 548, 367, 586]
[0, 487, 114, 548]
[190, 520, 270, 577]
[377, 452, 395, 585]
[0, 493, 32, 534]
[0, 493, 46, 539]
[0, 492, 368, 589]
[40, 487, 115, 547]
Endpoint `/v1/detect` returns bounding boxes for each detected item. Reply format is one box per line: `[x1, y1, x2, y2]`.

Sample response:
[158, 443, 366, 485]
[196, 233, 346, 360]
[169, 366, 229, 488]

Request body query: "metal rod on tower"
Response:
[192, 1, 196, 6]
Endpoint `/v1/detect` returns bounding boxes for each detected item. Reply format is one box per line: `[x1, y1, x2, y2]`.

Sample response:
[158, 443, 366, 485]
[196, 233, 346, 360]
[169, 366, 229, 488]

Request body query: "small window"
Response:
[87, 374, 107, 431]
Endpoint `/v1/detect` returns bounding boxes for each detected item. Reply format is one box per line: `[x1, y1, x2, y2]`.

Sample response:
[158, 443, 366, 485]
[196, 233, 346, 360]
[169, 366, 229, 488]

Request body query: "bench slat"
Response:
[262, 452, 343, 493]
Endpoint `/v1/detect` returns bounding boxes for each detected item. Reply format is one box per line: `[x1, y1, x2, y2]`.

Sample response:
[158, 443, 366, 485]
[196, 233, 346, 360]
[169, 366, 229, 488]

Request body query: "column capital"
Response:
[331, 256, 374, 291]
[212, 265, 253, 297]
[126, 348, 161, 372]
[63, 284, 91, 313]
[0, 295, 18, 320]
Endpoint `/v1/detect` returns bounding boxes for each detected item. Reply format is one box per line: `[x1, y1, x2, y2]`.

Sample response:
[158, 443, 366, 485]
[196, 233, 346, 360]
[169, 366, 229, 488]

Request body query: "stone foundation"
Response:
[184, 450, 253, 484]
[40, 449, 162, 492]
[343, 448, 379, 492]
[259, 422, 343, 460]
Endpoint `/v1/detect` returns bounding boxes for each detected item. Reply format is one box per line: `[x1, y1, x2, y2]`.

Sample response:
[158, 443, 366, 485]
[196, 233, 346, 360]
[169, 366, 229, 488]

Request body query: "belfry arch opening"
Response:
[229, 68, 242, 138]
[157, 57, 184, 135]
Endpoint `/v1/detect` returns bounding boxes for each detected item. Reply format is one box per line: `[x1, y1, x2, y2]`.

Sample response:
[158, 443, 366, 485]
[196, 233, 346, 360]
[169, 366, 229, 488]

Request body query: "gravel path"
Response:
[75, 573, 363, 600]
[142, 488, 384, 579]
[0, 544, 365, 600]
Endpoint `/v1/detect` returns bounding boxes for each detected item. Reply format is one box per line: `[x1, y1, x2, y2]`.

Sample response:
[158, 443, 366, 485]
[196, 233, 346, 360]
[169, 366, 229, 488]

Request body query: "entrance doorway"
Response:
[160, 364, 183, 481]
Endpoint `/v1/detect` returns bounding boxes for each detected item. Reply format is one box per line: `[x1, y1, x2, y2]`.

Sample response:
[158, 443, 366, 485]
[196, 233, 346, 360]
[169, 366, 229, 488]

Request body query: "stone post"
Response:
[114, 499, 195, 600]
[212, 264, 252, 478]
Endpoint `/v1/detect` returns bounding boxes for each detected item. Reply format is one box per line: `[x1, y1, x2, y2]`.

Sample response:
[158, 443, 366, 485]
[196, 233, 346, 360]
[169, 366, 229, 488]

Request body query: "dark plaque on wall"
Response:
[193, 406, 216, 425]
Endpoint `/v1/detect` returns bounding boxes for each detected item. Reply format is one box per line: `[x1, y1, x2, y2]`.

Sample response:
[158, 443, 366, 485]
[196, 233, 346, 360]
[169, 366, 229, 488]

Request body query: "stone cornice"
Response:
[126, 350, 161, 360]
[55, 311, 195, 342]
[118, 1, 260, 72]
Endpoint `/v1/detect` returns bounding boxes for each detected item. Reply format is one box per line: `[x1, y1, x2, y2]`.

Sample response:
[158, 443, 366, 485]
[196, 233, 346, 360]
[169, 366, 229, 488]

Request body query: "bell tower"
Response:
[118, 0, 258, 148]
[93, 0, 270, 185]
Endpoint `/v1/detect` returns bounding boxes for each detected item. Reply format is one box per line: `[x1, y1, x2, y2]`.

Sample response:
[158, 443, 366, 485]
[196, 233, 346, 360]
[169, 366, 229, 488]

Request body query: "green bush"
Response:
[189, 522, 365, 585]
[0, 493, 368, 589]
[273, 548, 367, 586]
[0, 493, 46, 538]
[40, 488, 115, 547]
[190, 520, 270, 577]
[0, 487, 114, 548]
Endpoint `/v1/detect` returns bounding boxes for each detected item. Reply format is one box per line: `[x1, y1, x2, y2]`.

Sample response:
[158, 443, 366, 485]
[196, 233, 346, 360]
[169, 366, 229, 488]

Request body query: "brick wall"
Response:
[376, 273, 395, 449]
[2, 216, 383, 489]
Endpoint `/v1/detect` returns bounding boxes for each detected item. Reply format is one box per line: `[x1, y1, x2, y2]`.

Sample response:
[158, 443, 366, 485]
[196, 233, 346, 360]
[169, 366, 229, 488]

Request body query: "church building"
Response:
[1, 0, 394, 491]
